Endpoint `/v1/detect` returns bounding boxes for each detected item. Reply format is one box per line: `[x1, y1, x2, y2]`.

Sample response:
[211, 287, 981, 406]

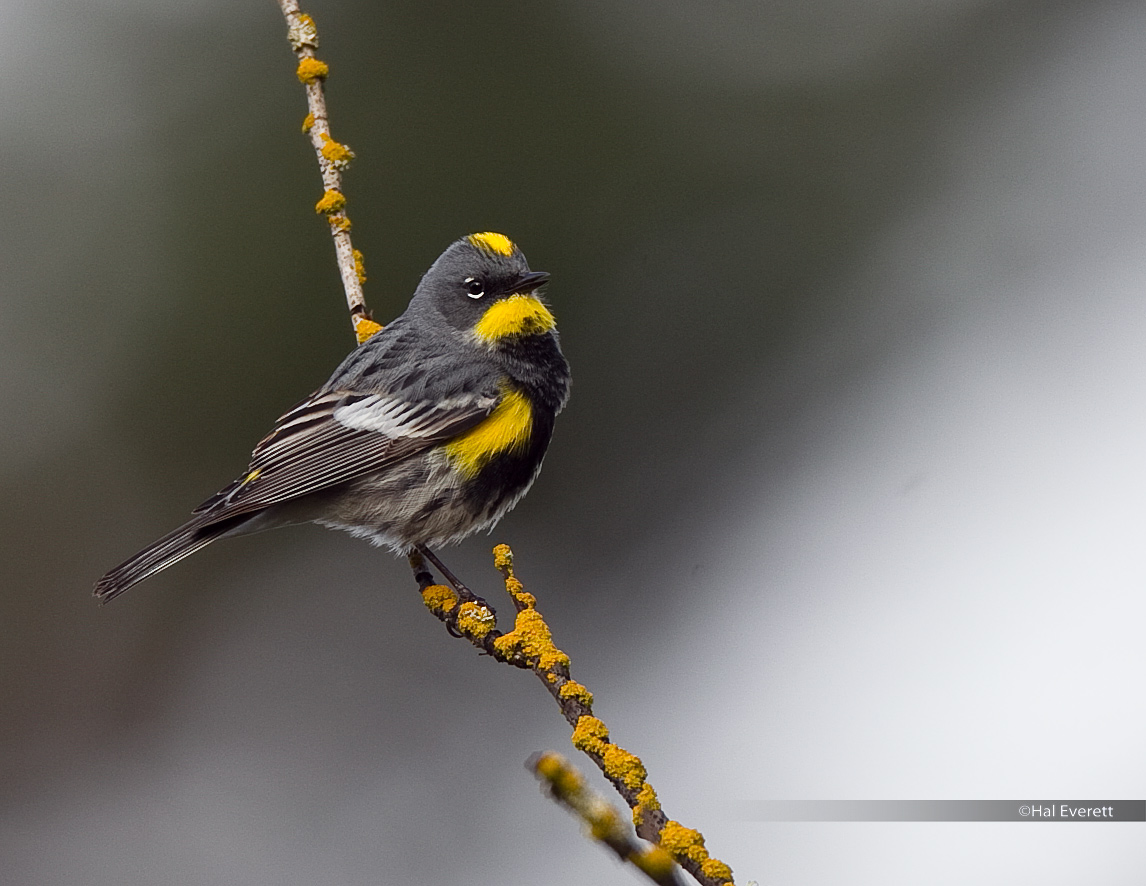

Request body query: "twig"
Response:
[416, 546, 736, 886]
[276, 1, 381, 344]
[530, 752, 687, 886]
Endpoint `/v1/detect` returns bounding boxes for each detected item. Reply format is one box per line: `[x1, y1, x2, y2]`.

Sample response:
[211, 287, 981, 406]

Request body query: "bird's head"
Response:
[415, 232, 555, 342]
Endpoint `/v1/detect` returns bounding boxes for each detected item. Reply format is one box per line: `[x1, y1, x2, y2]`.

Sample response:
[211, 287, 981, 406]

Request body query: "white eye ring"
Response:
[464, 277, 485, 299]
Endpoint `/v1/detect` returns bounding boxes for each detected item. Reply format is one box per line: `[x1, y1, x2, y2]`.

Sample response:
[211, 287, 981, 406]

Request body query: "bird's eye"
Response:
[464, 277, 485, 299]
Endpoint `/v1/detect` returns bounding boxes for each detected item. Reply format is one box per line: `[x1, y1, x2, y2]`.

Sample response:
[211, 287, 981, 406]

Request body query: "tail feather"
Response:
[94, 512, 256, 603]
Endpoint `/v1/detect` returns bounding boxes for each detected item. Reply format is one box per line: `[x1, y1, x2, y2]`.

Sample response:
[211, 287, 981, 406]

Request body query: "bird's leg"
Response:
[409, 550, 463, 637]
[415, 544, 494, 615]
[407, 550, 435, 590]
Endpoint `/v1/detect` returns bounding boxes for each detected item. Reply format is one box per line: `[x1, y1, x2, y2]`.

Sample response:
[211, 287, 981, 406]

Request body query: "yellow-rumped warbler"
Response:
[94, 232, 570, 602]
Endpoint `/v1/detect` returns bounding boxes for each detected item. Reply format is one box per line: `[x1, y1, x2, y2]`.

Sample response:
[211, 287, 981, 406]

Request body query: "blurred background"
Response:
[2, 0, 1145, 883]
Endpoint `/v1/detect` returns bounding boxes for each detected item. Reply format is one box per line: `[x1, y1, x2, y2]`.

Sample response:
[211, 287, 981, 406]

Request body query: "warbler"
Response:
[94, 232, 570, 602]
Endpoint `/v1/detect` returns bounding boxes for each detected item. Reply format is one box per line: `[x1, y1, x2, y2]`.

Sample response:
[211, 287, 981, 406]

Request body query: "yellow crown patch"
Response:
[467, 232, 516, 257]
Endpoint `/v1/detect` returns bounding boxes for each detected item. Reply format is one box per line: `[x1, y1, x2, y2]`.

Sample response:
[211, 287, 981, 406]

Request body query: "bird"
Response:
[94, 232, 571, 603]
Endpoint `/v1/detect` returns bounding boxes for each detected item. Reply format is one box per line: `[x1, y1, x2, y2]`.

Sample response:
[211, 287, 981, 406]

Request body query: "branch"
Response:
[415, 546, 736, 886]
[276, 1, 381, 344]
[530, 752, 687, 886]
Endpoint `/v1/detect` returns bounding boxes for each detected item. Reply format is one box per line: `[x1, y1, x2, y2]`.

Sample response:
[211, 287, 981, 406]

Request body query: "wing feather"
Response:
[191, 388, 498, 519]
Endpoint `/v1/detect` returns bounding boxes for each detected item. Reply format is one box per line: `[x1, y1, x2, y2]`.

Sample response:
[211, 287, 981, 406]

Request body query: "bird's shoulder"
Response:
[188, 326, 508, 517]
[320, 315, 502, 401]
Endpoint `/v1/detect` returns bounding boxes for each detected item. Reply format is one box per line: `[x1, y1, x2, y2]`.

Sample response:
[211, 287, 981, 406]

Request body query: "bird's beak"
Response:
[509, 270, 550, 294]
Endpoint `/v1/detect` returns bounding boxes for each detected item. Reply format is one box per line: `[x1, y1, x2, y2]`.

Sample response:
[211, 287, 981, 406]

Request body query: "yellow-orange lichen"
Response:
[571, 716, 609, 756]
[456, 601, 496, 640]
[586, 804, 623, 842]
[354, 316, 383, 344]
[493, 543, 514, 571]
[660, 821, 708, 862]
[314, 189, 345, 214]
[558, 680, 593, 708]
[534, 752, 584, 798]
[287, 13, 318, 50]
[420, 584, 457, 615]
[296, 57, 329, 83]
[658, 820, 732, 881]
[630, 846, 676, 881]
[701, 858, 735, 882]
[602, 744, 647, 791]
[633, 782, 661, 827]
[320, 132, 355, 169]
[492, 608, 569, 671]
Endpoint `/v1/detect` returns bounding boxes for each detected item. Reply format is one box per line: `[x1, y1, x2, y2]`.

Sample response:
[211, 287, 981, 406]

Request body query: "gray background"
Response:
[2, 0, 1144, 883]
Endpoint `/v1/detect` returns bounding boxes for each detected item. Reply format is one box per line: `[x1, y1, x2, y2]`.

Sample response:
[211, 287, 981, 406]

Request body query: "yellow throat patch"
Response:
[474, 294, 557, 343]
[445, 388, 533, 478]
[467, 232, 516, 256]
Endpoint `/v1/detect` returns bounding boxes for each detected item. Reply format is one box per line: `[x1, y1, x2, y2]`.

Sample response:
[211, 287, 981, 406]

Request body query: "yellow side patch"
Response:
[445, 388, 533, 478]
[474, 294, 556, 342]
[467, 231, 515, 256]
